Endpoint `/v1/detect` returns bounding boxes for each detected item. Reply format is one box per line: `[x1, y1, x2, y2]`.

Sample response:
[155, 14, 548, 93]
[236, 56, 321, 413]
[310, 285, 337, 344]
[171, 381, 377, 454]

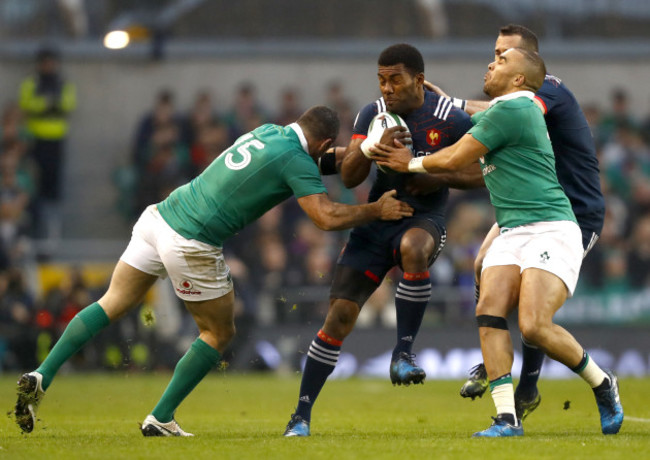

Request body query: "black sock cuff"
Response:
[571, 349, 588, 373]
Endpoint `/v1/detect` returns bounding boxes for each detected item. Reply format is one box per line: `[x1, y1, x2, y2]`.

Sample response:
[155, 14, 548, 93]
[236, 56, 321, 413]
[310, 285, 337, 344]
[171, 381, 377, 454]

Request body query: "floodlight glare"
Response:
[104, 30, 130, 49]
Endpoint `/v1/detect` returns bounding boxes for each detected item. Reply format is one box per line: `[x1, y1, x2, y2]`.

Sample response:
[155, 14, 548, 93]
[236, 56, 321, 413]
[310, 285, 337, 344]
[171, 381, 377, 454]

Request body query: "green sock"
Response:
[36, 302, 110, 390]
[151, 338, 221, 423]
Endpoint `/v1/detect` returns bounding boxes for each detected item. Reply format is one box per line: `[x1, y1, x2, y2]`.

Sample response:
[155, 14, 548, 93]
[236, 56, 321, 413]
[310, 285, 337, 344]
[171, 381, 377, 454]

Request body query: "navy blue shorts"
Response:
[337, 215, 446, 283]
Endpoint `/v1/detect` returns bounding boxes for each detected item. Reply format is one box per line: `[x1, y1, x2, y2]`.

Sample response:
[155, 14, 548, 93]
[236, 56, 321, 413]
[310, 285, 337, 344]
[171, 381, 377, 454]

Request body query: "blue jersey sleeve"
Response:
[352, 102, 381, 138]
[450, 108, 473, 142]
[535, 75, 563, 115]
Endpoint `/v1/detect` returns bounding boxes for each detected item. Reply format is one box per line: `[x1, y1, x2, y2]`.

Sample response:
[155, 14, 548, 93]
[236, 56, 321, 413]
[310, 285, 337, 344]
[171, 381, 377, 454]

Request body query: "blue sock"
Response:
[295, 330, 341, 422]
[392, 272, 431, 359]
[515, 336, 545, 398]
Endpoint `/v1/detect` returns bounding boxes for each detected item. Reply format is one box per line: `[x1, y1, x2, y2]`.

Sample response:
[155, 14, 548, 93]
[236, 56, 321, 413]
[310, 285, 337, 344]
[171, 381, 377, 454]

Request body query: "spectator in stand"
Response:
[132, 89, 184, 178]
[627, 214, 650, 289]
[0, 268, 38, 370]
[325, 80, 356, 147]
[274, 87, 304, 127]
[0, 152, 32, 266]
[19, 46, 76, 247]
[135, 121, 190, 216]
[598, 88, 639, 146]
[601, 123, 650, 207]
[223, 82, 269, 143]
[1, 102, 29, 144]
[641, 96, 650, 147]
[189, 122, 230, 175]
[600, 248, 630, 295]
[182, 90, 220, 149]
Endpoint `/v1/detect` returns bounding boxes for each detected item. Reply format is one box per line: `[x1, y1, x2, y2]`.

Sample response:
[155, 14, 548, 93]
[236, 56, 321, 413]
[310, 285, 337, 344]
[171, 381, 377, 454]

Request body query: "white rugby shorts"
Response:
[120, 205, 233, 301]
[482, 220, 583, 297]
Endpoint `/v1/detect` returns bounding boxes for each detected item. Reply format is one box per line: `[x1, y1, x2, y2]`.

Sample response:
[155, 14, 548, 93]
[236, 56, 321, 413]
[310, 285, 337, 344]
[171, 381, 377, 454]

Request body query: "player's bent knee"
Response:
[324, 300, 360, 338]
[518, 318, 549, 346]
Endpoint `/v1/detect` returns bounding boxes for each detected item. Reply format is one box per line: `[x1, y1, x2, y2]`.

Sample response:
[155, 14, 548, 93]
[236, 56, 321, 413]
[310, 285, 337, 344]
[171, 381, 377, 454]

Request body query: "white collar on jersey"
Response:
[489, 90, 535, 107]
[289, 123, 309, 153]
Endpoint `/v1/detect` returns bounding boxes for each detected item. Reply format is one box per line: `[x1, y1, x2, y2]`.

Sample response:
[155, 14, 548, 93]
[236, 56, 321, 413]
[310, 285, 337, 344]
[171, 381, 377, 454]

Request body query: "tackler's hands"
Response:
[424, 80, 449, 98]
[375, 189, 414, 220]
[369, 140, 414, 174]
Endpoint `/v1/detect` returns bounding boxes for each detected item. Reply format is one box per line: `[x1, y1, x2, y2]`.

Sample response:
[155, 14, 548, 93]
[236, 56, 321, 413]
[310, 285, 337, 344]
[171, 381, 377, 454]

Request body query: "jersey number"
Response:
[225, 133, 265, 170]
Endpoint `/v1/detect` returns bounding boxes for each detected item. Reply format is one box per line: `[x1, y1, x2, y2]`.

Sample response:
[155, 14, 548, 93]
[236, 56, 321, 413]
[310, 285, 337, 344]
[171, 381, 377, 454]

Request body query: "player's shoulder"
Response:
[354, 99, 384, 132]
[422, 91, 469, 123]
[486, 97, 537, 123]
[359, 97, 385, 116]
[538, 74, 573, 97]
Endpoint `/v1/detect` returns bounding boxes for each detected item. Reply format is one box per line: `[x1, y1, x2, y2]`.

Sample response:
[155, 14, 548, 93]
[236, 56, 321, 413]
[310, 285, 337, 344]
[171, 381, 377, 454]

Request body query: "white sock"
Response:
[491, 382, 517, 424]
[577, 355, 608, 388]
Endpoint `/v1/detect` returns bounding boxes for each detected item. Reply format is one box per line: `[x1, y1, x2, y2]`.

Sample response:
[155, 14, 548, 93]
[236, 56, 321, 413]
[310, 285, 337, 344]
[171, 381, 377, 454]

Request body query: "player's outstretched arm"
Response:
[405, 163, 485, 195]
[424, 80, 489, 115]
[297, 190, 414, 231]
[372, 133, 488, 174]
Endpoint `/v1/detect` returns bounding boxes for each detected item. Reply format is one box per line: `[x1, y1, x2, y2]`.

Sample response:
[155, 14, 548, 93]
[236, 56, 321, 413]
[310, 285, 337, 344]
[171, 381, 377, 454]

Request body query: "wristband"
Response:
[408, 157, 427, 173]
[452, 97, 467, 111]
[360, 138, 375, 158]
[318, 149, 338, 175]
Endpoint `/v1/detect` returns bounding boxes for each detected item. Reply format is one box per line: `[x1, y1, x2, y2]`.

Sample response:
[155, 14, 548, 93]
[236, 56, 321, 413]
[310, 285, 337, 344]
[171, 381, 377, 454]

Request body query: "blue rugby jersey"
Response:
[535, 75, 605, 234]
[352, 91, 473, 218]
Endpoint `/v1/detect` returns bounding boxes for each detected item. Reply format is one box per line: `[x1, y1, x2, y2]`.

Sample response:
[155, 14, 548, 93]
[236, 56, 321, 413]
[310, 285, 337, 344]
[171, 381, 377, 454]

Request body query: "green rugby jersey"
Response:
[157, 123, 326, 246]
[469, 92, 576, 228]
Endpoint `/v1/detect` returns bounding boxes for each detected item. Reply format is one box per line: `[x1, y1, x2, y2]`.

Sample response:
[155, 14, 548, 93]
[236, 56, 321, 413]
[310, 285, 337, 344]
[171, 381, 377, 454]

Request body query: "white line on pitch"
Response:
[625, 416, 650, 423]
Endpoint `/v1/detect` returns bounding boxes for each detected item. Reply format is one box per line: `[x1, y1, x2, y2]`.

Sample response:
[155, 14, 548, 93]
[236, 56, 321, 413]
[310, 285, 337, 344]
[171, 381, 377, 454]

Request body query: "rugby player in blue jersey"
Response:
[14, 106, 415, 436]
[428, 24, 606, 421]
[372, 46, 622, 437]
[284, 43, 480, 437]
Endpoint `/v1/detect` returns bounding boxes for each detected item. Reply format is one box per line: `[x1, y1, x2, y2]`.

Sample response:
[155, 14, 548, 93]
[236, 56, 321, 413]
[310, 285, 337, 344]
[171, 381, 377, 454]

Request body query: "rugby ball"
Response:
[366, 112, 413, 174]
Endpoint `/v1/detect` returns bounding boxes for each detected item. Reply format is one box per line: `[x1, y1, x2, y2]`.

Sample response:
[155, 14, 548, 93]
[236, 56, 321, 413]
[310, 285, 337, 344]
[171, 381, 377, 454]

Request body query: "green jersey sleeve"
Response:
[281, 153, 327, 199]
[469, 104, 515, 151]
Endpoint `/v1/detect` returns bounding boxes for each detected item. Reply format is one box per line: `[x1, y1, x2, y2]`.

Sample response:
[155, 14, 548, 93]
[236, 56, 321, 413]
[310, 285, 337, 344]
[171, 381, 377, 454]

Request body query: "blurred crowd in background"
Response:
[2, 59, 650, 373]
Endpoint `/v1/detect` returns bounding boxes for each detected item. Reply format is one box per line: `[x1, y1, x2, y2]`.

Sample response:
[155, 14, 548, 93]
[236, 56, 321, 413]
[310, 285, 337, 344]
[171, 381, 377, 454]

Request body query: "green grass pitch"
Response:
[0, 373, 648, 459]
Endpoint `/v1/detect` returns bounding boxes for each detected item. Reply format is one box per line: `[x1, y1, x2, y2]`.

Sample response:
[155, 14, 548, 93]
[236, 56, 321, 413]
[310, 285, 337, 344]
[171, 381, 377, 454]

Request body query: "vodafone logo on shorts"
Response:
[177, 279, 202, 295]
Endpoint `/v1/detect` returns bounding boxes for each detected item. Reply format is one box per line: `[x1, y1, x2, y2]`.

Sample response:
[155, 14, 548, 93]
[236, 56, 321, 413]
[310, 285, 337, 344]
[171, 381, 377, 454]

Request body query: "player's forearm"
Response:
[464, 100, 490, 115]
[419, 145, 463, 173]
[340, 148, 372, 188]
[434, 163, 485, 189]
[312, 201, 381, 231]
[439, 94, 489, 115]
[409, 134, 487, 175]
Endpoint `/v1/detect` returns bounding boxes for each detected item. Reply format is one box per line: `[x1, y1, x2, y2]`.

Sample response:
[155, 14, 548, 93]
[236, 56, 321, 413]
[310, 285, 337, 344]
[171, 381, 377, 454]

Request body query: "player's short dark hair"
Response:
[378, 43, 425, 76]
[298, 105, 340, 141]
[515, 48, 546, 92]
[499, 24, 539, 52]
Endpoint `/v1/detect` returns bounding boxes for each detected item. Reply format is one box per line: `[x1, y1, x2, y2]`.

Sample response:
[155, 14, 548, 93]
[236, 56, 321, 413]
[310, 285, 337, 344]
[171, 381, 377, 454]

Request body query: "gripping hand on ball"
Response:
[369, 140, 414, 174]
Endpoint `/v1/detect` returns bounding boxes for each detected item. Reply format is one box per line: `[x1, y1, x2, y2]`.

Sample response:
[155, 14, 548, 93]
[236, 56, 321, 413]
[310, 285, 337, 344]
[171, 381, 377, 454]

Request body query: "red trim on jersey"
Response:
[534, 95, 548, 115]
[364, 270, 380, 284]
[403, 271, 430, 281]
[317, 329, 343, 346]
[352, 134, 367, 140]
